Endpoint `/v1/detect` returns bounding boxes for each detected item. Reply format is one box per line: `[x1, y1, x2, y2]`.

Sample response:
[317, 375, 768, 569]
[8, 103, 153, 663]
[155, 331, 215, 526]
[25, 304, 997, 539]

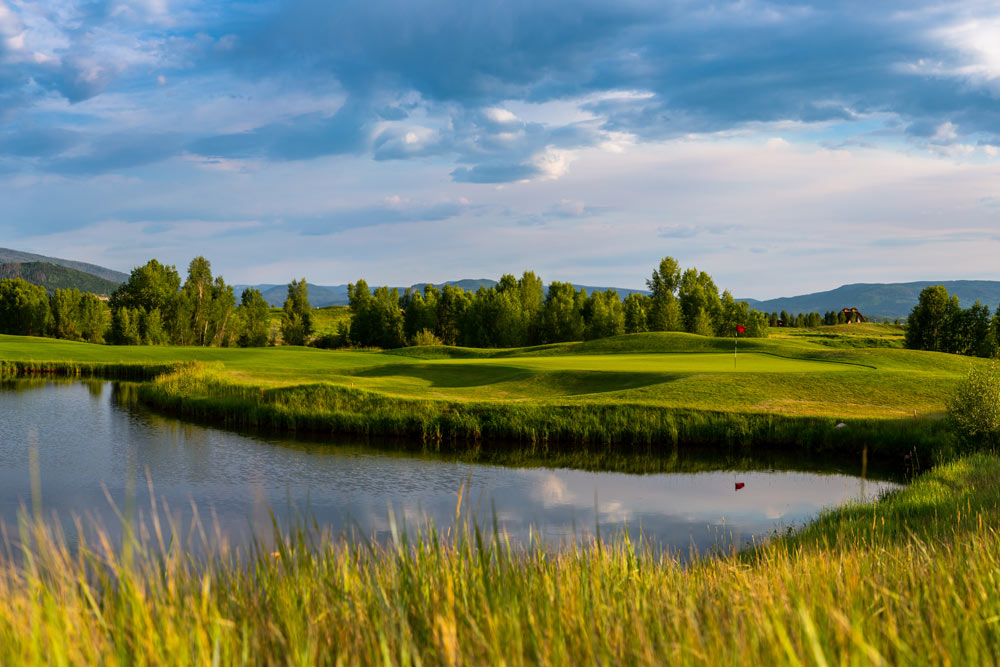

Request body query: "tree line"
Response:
[0, 257, 313, 348]
[1, 255, 776, 349]
[905, 285, 1000, 357]
[341, 257, 770, 349]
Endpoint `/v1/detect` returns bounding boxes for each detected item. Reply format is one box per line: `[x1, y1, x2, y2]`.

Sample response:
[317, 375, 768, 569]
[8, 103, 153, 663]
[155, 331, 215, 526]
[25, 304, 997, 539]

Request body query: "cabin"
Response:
[841, 307, 865, 323]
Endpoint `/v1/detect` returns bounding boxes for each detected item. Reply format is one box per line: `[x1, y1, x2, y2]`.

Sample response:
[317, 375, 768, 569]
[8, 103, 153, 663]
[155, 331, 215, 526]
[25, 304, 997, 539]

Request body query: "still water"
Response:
[0, 380, 899, 555]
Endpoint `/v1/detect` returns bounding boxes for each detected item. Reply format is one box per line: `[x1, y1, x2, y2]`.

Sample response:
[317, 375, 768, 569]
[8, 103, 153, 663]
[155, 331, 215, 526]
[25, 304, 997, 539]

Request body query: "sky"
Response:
[1, 0, 1000, 298]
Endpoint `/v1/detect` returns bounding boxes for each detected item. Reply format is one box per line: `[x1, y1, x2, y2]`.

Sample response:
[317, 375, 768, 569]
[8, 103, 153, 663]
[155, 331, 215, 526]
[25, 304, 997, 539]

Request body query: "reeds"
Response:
[1, 454, 999, 664]
[0, 358, 174, 380]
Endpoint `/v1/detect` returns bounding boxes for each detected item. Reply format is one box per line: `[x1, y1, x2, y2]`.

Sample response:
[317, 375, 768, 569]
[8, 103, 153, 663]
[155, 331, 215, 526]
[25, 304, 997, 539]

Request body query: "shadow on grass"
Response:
[351, 363, 684, 394]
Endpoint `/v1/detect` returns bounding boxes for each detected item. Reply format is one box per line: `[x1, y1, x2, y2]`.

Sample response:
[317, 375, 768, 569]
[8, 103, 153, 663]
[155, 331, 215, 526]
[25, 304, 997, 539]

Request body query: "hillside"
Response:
[739, 280, 1000, 320]
[0, 248, 127, 283]
[0, 262, 120, 296]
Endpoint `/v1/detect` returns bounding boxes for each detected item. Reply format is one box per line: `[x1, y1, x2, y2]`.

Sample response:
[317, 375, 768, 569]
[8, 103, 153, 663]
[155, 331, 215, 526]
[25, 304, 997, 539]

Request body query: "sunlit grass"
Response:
[0, 329, 979, 451]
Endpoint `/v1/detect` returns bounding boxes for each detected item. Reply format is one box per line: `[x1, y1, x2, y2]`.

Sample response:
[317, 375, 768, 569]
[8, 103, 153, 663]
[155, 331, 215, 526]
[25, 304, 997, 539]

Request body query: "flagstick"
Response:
[734, 333, 737, 369]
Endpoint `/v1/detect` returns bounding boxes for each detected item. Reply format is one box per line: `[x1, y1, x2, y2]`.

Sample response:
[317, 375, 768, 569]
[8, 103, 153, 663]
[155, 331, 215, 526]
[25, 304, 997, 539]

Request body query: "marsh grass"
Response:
[1, 454, 999, 664]
[0, 358, 175, 380]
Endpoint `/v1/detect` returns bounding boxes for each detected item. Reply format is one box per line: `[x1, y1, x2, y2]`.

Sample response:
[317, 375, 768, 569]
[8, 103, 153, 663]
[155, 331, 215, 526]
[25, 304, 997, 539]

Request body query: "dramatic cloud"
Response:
[2, 0, 1000, 294]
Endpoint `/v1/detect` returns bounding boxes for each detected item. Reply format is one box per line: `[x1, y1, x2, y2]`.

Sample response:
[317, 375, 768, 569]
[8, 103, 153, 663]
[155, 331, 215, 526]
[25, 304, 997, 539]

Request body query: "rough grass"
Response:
[1, 452, 998, 665]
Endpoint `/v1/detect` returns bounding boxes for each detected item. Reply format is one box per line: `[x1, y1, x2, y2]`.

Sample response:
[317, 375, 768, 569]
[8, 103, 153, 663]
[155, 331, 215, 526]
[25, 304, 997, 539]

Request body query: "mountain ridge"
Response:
[0, 248, 128, 283]
[0, 262, 120, 296]
[736, 280, 1000, 319]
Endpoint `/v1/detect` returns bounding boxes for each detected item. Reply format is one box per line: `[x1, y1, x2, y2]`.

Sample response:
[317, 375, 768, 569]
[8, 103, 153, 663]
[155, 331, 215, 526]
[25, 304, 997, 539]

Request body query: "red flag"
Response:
[735, 482, 745, 490]
[736, 325, 746, 334]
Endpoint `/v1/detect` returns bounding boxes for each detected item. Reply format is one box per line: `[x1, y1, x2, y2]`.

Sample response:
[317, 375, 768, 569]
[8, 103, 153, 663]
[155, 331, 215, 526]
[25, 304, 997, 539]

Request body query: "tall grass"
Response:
[1, 454, 999, 664]
[0, 358, 175, 380]
[138, 363, 959, 462]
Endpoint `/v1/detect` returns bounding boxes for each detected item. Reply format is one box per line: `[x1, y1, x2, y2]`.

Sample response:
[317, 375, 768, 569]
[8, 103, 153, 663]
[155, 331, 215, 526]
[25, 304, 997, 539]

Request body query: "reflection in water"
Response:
[0, 381, 901, 556]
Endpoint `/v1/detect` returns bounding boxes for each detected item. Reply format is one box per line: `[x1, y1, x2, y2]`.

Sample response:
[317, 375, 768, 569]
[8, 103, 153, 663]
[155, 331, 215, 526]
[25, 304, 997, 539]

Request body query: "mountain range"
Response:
[736, 281, 1000, 320]
[4, 247, 1000, 320]
[0, 248, 128, 283]
[0, 262, 119, 297]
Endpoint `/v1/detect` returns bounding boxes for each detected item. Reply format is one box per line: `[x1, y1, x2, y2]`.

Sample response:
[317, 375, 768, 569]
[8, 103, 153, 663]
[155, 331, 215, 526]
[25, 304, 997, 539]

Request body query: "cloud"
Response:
[451, 162, 541, 183]
[48, 132, 184, 174]
[657, 223, 738, 239]
[190, 101, 370, 161]
[291, 197, 473, 235]
[0, 126, 80, 157]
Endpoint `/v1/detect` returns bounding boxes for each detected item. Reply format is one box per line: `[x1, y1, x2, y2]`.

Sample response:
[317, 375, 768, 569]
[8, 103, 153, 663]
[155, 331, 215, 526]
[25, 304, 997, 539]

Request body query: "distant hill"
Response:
[738, 281, 1000, 320]
[0, 262, 120, 296]
[241, 279, 652, 307]
[0, 247, 127, 283]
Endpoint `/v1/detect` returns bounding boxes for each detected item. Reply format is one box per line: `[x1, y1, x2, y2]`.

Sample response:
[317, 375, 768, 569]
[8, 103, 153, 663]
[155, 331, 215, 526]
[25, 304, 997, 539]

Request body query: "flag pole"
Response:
[734, 331, 738, 369]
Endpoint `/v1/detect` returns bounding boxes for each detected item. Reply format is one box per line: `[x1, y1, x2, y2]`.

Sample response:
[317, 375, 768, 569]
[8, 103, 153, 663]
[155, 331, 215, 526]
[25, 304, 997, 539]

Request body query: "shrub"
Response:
[412, 328, 442, 346]
[947, 361, 1000, 444]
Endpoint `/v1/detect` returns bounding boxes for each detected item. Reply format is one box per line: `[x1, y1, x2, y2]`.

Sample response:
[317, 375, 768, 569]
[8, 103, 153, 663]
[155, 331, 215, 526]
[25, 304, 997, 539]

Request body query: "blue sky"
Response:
[1, 0, 999, 297]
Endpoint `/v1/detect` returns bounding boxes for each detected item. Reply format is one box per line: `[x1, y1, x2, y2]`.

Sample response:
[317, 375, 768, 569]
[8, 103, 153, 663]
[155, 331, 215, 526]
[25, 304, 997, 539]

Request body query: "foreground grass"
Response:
[2, 453, 998, 665]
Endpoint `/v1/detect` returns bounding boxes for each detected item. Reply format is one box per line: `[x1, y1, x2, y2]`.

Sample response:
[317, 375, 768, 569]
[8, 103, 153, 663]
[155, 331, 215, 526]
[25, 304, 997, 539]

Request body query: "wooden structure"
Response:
[842, 307, 865, 323]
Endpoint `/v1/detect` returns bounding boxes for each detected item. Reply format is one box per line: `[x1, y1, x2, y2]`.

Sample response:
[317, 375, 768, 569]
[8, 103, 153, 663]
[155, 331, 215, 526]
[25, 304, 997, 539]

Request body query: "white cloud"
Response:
[533, 147, 573, 180]
[484, 107, 518, 124]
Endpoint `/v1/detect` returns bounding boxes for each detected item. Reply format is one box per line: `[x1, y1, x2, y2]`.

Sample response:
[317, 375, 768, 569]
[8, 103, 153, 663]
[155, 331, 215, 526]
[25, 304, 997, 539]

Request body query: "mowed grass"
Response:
[2, 452, 999, 664]
[0, 328, 976, 419]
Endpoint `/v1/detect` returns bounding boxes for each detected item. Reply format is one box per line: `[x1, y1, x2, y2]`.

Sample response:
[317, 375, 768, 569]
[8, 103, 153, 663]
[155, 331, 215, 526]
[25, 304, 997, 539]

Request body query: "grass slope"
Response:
[2, 453, 998, 664]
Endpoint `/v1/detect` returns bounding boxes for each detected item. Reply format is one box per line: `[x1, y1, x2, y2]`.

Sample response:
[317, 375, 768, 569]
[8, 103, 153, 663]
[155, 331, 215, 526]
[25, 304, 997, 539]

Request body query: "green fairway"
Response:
[0, 327, 978, 421]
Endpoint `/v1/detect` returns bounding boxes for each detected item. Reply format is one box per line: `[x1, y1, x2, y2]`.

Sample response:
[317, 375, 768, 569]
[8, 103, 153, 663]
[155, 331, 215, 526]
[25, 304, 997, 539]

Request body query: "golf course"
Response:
[0, 322, 979, 459]
[4, 318, 1000, 663]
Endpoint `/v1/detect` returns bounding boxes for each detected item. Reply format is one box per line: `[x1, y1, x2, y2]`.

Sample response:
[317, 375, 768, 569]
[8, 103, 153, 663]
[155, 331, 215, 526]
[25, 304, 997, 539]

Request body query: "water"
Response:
[0, 380, 899, 555]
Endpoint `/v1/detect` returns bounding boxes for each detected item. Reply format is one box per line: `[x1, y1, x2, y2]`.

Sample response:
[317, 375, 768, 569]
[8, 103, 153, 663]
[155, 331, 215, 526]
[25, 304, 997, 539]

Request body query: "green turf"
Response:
[0, 329, 977, 419]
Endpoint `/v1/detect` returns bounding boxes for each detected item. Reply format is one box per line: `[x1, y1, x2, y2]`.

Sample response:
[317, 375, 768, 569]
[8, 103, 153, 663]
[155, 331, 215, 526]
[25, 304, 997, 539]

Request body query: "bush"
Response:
[412, 328, 442, 346]
[947, 361, 1000, 444]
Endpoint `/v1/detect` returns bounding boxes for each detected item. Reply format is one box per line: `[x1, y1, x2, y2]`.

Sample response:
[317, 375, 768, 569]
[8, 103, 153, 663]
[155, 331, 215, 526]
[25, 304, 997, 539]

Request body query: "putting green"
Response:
[462, 352, 869, 374]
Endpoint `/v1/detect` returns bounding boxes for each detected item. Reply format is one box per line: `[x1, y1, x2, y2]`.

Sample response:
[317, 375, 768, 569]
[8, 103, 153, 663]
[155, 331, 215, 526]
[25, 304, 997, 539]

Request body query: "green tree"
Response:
[678, 269, 721, 335]
[460, 286, 526, 348]
[141, 308, 167, 345]
[0, 278, 50, 336]
[540, 282, 586, 343]
[905, 285, 956, 352]
[182, 256, 215, 346]
[402, 286, 439, 343]
[207, 277, 237, 346]
[646, 257, 682, 331]
[237, 288, 271, 347]
[623, 293, 649, 334]
[281, 279, 313, 346]
[436, 284, 470, 345]
[49, 288, 83, 340]
[583, 289, 625, 340]
[109, 259, 181, 314]
[78, 294, 109, 343]
[517, 271, 545, 343]
[948, 361, 1000, 444]
[109, 307, 142, 345]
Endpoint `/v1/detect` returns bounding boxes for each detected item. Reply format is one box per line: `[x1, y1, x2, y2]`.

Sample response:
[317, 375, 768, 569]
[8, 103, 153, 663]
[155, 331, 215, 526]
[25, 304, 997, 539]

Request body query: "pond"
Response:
[0, 380, 900, 555]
